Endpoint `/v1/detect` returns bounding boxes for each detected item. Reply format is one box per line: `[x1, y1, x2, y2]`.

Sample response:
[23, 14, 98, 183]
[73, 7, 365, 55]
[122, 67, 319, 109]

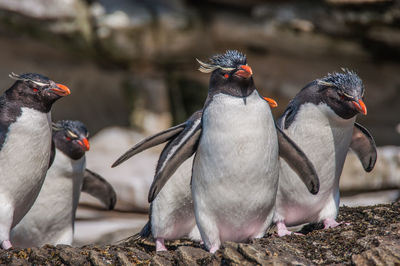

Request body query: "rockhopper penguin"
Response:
[113, 50, 320, 253]
[10, 120, 117, 247]
[274, 69, 377, 236]
[0, 73, 70, 249]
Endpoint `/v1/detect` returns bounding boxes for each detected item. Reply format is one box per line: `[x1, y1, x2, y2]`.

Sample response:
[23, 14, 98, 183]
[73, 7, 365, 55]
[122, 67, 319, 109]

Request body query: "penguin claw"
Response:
[1, 240, 12, 250]
[155, 238, 167, 252]
[276, 221, 303, 237]
[209, 246, 219, 254]
[323, 218, 349, 229]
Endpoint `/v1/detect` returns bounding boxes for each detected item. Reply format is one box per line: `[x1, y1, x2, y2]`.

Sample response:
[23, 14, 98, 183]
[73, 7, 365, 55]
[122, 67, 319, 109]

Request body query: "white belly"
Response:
[11, 149, 86, 247]
[0, 108, 52, 225]
[151, 156, 196, 240]
[192, 91, 279, 241]
[276, 103, 355, 225]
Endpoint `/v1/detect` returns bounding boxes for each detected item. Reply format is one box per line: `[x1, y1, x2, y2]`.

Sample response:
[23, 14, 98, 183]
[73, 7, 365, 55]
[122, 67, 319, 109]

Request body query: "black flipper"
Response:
[148, 111, 202, 202]
[48, 140, 56, 169]
[276, 124, 320, 195]
[111, 123, 186, 168]
[81, 169, 117, 210]
[350, 123, 377, 172]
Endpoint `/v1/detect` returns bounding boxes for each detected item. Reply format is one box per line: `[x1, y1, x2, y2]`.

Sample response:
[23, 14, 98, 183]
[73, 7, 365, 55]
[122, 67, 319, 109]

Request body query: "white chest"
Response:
[283, 103, 355, 185]
[11, 150, 86, 246]
[276, 103, 355, 224]
[193, 91, 279, 217]
[0, 108, 52, 223]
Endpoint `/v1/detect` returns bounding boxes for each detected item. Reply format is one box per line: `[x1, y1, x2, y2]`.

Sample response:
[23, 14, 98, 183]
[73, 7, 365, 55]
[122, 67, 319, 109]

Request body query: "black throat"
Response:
[208, 72, 256, 101]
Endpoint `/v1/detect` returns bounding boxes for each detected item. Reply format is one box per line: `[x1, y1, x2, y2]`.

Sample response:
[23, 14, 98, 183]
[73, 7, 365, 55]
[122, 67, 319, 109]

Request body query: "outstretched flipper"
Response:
[82, 169, 117, 210]
[276, 124, 320, 194]
[112, 123, 186, 167]
[148, 111, 202, 202]
[350, 123, 377, 172]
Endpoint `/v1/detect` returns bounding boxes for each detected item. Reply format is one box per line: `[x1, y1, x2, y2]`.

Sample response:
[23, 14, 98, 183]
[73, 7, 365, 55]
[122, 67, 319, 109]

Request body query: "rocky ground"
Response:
[2, 202, 399, 265]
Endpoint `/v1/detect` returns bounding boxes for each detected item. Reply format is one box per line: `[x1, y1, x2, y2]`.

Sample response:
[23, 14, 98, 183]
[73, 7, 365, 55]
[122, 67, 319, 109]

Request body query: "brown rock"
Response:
[352, 238, 400, 265]
[176, 246, 212, 265]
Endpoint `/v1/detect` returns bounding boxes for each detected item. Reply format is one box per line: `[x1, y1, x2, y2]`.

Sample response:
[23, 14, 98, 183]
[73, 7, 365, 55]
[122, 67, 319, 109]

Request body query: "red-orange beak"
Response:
[51, 83, 71, 96]
[77, 138, 90, 151]
[235, 65, 253, 79]
[351, 99, 367, 115]
[263, 97, 278, 108]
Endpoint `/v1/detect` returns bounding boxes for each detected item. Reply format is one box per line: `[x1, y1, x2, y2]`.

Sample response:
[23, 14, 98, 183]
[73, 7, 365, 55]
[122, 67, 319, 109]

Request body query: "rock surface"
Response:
[3, 202, 400, 265]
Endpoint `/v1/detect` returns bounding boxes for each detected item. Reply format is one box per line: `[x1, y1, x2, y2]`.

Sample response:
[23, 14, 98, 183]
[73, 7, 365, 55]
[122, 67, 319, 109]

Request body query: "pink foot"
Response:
[323, 218, 350, 229]
[1, 240, 12, 250]
[209, 245, 219, 254]
[155, 238, 167, 252]
[276, 221, 303, 237]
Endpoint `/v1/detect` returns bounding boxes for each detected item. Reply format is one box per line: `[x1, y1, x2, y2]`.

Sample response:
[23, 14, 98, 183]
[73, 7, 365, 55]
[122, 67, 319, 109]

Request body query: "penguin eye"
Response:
[337, 91, 345, 100]
[65, 136, 71, 141]
[223, 73, 229, 79]
[33, 88, 38, 92]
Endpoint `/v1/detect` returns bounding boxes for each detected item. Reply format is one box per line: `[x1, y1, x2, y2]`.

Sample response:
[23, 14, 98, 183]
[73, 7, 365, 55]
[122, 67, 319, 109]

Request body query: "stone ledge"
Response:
[1, 202, 399, 265]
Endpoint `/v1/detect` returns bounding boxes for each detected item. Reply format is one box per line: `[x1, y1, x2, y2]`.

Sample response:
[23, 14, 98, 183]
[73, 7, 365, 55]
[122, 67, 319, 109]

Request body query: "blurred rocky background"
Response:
[0, 0, 399, 246]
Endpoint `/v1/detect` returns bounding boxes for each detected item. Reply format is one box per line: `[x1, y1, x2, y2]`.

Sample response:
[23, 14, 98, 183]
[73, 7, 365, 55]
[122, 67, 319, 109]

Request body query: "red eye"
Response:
[33, 88, 38, 92]
[224, 74, 229, 78]
[66, 137, 71, 141]
[340, 95, 345, 100]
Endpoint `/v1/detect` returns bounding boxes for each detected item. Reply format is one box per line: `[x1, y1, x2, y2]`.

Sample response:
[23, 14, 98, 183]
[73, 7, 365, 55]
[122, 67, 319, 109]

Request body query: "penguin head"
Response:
[197, 50, 255, 98]
[7, 72, 71, 112]
[52, 120, 90, 160]
[316, 69, 367, 119]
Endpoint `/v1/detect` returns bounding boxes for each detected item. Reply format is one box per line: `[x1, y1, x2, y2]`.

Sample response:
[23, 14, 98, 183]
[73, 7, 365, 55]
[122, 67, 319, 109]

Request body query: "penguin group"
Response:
[0, 49, 376, 253]
[113, 50, 377, 253]
[0, 73, 116, 249]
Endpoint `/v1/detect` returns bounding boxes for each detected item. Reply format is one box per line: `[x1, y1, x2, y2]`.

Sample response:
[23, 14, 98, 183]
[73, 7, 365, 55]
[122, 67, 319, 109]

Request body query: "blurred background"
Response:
[0, 0, 399, 246]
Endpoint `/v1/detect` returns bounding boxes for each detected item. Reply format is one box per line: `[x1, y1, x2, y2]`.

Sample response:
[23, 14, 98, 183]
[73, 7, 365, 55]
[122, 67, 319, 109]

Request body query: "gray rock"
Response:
[340, 146, 400, 192]
[82, 126, 158, 211]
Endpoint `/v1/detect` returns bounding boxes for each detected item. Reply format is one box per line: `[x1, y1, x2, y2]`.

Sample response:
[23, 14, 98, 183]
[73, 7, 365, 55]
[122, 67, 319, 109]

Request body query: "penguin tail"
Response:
[138, 221, 152, 238]
[117, 221, 152, 245]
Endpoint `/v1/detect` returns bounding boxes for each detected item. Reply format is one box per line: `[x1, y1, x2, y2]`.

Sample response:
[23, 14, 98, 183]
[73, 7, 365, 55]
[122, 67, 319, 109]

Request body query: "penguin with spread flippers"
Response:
[274, 69, 377, 236]
[113, 50, 319, 253]
[0, 73, 70, 249]
[11, 120, 116, 247]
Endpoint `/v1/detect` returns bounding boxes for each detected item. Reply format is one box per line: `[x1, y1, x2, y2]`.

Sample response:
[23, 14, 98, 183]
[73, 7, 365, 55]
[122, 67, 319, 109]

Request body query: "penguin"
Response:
[274, 69, 377, 236]
[0, 73, 70, 249]
[113, 50, 319, 253]
[10, 120, 117, 247]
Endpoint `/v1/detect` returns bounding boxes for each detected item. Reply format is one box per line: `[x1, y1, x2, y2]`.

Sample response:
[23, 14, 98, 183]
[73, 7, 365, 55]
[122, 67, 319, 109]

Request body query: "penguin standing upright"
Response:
[274, 69, 377, 236]
[113, 50, 320, 253]
[10, 120, 116, 247]
[0, 73, 70, 249]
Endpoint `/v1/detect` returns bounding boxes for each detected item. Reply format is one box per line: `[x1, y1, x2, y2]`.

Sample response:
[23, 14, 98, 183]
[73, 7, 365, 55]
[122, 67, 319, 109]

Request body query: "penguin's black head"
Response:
[7, 72, 71, 113]
[197, 50, 255, 99]
[52, 120, 90, 160]
[316, 69, 367, 119]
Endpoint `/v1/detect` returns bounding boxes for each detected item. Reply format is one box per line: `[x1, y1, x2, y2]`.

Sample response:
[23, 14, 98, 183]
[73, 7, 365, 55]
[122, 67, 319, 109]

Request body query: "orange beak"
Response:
[263, 97, 278, 108]
[78, 138, 90, 151]
[235, 65, 253, 79]
[351, 99, 367, 115]
[51, 83, 71, 96]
